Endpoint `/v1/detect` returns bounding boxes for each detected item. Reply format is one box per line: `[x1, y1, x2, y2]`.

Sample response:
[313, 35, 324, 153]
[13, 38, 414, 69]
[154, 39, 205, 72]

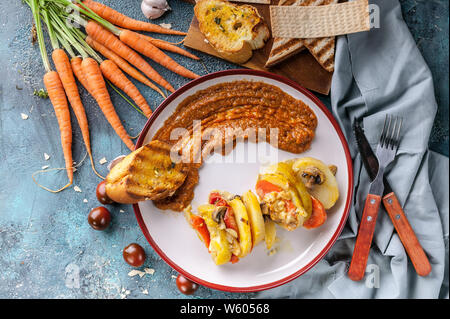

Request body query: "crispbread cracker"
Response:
[270, 0, 370, 38]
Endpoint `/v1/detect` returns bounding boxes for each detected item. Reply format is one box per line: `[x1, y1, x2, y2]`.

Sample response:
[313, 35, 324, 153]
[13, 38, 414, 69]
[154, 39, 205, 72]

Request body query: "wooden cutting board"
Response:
[183, 0, 333, 95]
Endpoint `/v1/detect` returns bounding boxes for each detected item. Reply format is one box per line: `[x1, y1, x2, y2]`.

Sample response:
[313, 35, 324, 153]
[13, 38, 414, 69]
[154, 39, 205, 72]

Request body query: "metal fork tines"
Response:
[370, 115, 403, 195]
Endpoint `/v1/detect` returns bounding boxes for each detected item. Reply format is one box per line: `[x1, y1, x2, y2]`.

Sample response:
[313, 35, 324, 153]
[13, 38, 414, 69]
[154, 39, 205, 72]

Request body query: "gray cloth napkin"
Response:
[257, 0, 449, 299]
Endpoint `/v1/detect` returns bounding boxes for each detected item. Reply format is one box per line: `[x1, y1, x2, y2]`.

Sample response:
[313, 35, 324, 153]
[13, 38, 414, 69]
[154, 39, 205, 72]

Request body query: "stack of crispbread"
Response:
[266, 0, 338, 72]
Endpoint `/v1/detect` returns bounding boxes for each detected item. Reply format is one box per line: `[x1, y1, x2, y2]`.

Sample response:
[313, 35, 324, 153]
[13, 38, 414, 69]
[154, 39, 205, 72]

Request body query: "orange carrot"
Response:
[81, 57, 134, 150]
[43, 70, 73, 183]
[100, 59, 153, 118]
[29, 0, 73, 190]
[52, 49, 103, 179]
[85, 36, 165, 98]
[71, 56, 93, 95]
[119, 29, 200, 79]
[85, 21, 175, 92]
[114, 28, 197, 60]
[82, 0, 186, 35]
[139, 34, 200, 61]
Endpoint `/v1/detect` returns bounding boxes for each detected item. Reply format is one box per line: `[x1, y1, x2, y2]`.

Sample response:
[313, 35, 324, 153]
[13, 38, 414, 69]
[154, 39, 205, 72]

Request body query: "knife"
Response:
[353, 121, 431, 277]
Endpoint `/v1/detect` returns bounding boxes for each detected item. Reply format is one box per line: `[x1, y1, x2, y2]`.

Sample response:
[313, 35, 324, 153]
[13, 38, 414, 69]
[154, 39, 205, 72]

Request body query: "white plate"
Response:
[133, 70, 353, 292]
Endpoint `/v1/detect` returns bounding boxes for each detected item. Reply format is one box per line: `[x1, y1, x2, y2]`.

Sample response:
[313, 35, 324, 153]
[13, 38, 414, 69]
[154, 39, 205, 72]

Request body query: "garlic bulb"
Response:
[141, 0, 171, 20]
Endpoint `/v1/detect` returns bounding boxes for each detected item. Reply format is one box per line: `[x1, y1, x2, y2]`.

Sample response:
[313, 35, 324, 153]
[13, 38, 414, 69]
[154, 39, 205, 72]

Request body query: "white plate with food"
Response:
[129, 69, 352, 292]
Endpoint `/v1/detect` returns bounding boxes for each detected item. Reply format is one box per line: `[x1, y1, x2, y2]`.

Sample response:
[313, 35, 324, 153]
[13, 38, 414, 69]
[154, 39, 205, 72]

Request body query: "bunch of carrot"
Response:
[27, 0, 201, 191]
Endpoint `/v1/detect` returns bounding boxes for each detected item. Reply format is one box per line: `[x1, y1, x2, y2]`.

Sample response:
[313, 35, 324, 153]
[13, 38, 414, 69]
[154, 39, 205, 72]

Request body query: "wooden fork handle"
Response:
[348, 194, 381, 281]
[383, 192, 432, 276]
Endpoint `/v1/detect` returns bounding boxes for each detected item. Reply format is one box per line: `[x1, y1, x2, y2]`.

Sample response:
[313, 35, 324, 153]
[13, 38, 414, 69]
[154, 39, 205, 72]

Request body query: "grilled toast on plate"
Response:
[105, 141, 189, 204]
[194, 0, 270, 64]
[265, 0, 337, 72]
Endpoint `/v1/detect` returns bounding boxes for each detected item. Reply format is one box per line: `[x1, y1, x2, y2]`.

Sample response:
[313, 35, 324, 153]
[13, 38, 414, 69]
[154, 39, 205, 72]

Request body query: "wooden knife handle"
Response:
[348, 194, 381, 281]
[383, 192, 432, 276]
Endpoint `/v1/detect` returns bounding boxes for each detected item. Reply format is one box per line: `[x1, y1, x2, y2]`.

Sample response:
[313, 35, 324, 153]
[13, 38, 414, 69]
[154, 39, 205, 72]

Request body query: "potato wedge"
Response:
[209, 232, 232, 265]
[229, 198, 252, 258]
[258, 173, 290, 190]
[197, 204, 232, 265]
[264, 218, 277, 250]
[292, 158, 339, 209]
[242, 190, 265, 247]
[197, 204, 216, 218]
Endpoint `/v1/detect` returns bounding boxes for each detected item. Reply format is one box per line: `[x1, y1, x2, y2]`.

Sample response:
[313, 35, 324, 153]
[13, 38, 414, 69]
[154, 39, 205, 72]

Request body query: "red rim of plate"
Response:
[133, 69, 353, 293]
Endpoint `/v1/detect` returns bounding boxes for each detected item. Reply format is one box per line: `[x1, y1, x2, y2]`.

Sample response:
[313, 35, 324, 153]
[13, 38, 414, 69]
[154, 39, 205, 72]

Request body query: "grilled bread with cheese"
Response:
[194, 0, 270, 64]
[105, 141, 189, 204]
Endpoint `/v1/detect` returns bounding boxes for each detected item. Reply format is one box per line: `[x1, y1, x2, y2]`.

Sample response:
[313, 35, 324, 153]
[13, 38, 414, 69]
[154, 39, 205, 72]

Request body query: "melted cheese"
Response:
[202, 3, 260, 49]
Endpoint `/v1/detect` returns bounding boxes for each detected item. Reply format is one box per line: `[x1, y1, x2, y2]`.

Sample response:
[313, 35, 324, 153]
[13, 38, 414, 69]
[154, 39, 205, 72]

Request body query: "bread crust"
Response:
[105, 180, 147, 204]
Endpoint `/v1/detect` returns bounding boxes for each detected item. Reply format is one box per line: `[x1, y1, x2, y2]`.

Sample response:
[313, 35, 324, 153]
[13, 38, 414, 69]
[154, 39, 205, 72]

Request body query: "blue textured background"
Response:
[0, 0, 448, 298]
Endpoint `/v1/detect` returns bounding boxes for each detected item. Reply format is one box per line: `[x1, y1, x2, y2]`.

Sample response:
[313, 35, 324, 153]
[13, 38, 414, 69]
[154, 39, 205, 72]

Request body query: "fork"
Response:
[348, 115, 403, 281]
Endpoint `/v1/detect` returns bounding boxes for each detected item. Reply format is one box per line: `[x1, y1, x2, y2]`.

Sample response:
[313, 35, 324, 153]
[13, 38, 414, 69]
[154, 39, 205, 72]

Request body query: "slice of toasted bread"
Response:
[265, 0, 337, 72]
[265, 37, 305, 68]
[195, 0, 270, 64]
[303, 36, 336, 72]
[105, 140, 189, 204]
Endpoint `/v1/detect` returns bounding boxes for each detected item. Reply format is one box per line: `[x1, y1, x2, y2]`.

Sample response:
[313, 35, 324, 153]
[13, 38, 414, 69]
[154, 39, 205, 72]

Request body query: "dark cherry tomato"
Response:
[88, 206, 111, 231]
[123, 243, 146, 267]
[176, 274, 199, 295]
[96, 180, 114, 205]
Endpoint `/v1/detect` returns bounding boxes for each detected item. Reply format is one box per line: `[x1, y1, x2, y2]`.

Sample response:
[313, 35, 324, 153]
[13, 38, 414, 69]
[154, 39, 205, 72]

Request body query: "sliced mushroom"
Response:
[260, 202, 270, 216]
[301, 166, 326, 189]
[329, 165, 338, 176]
[212, 206, 227, 224]
[231, 194, 242, 201]
[292, 157, 339, 209]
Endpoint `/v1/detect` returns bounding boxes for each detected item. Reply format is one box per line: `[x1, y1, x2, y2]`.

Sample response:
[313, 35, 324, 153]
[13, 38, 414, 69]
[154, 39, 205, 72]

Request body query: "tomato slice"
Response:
[209, 192, 228, 207]
[230, 254, 239, 264]
[303, 196, 327, 229]
[223, 207, 239, 237]
[255, 180, 282, 199]
[190, 215, 211, 248]
[209, 192, 222, 205]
